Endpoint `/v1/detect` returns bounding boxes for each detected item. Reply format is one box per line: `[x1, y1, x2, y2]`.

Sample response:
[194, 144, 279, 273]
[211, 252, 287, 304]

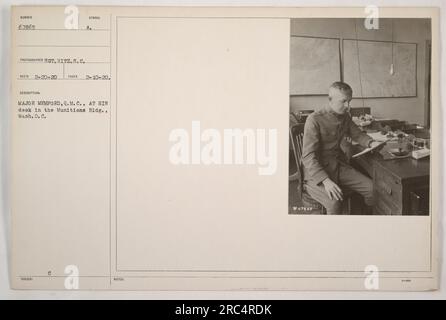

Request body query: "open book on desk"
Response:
[352, 140, 387, 158]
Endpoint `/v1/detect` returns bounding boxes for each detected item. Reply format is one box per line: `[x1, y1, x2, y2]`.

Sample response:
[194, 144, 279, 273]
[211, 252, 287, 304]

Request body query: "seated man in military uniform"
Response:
[302, 81, 382, 214]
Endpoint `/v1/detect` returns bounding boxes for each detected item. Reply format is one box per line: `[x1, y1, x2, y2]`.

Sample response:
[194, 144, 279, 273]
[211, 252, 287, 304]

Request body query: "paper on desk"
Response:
[352, 141, 387, 158]
[366, 131, 392, 142]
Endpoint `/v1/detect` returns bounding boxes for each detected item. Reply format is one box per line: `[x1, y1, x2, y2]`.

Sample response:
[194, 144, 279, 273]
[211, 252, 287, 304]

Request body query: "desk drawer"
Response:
[374, 166, 402, 210]
[374, 192, 401, 215]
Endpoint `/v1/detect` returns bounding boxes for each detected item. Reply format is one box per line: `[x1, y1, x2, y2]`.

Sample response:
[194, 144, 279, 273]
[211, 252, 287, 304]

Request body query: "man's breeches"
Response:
[305, 163, 374, 214]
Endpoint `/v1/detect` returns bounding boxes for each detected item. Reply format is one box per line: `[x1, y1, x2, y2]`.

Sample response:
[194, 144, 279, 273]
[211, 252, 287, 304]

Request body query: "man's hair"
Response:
[329, 81, 353, 97]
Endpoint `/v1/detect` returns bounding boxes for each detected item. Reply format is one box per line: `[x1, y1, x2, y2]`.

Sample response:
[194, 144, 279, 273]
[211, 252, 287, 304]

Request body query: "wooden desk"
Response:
[352, 146, 430, 215]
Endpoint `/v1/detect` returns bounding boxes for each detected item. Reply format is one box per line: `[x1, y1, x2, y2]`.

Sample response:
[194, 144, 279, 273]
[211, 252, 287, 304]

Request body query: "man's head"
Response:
[328, 82, 353, 115]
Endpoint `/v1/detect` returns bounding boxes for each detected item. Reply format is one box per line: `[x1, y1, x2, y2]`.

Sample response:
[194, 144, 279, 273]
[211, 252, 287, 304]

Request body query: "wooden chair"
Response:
[289, 123, 326, 214]
[290, 110, 314, 124]
[289, 123, 352, 215]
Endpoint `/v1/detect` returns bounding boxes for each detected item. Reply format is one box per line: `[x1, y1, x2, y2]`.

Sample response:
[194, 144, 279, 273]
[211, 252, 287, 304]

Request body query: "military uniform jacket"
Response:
[302, 106, 373, 186]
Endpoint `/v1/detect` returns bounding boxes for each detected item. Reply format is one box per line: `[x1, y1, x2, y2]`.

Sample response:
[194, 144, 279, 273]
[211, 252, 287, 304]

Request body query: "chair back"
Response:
[290, 123, 330, 214]
[289, 123, 305, 195]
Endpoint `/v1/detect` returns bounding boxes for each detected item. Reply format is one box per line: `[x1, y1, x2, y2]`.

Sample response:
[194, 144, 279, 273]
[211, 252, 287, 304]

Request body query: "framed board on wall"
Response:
[343, 39, 417, 98]
[290, 36, 341, 95]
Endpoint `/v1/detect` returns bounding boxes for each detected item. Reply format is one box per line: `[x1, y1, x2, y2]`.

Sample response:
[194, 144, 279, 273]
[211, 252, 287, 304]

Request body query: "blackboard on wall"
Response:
[290, 36, 341, 95]
[343, 39, 417, 98]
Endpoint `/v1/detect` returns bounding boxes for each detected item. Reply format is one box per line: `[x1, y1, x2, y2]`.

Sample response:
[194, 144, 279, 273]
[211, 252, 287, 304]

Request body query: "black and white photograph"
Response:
[288, 18, 431, 215]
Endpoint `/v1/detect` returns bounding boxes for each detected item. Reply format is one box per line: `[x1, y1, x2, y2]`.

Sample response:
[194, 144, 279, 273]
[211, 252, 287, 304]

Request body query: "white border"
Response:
[1, 0, 444, 299]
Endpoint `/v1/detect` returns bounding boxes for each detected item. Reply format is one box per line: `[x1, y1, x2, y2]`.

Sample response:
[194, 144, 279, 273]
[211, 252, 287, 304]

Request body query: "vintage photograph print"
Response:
[288, 18, 431, 216]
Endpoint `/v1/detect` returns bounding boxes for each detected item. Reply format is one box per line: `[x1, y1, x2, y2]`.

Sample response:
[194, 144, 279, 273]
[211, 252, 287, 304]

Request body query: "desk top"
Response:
[373, 156, 430, 181]
[352, 145, 430, 182]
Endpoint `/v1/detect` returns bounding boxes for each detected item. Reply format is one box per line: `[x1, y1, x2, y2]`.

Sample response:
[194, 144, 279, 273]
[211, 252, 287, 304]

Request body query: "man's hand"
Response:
[322, 178, 343, 201]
